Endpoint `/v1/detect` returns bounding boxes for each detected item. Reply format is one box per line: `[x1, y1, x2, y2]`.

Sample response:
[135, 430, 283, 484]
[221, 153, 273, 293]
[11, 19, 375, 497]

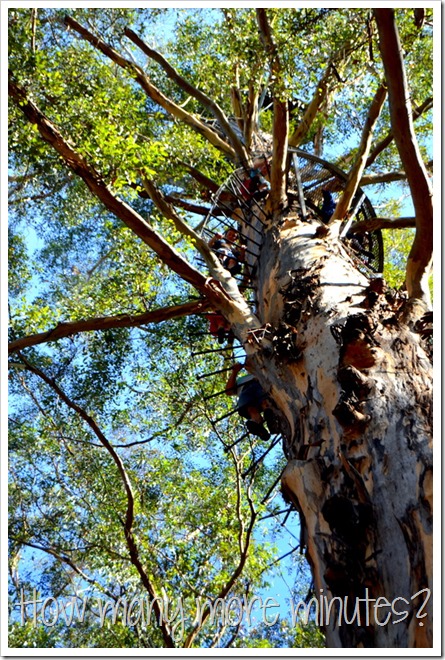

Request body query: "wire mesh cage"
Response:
[200, 147, 384, 277]
[289, 148, 384, 274]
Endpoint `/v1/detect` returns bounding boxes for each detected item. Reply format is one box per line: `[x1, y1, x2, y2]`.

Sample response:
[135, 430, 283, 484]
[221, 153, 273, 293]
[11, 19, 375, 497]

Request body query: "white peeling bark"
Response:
[247, 218, 432, 647]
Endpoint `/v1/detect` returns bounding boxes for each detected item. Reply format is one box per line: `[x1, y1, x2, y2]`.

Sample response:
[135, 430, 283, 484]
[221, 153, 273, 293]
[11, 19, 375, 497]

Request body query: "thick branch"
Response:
[359, 170, 407, 186]
[257, 9, 288, 214]
[230, 86, 245, 132]
[177, 161, 220, 194]
[374, 9, 433, 304]
[128, 181, 211, 215]
[163, 194, 210, 216]
[288, 67, 331, 148]
[244, 83, 259, 150]
[124, 28, 249, 166]
[268, 99, 288, 215]
[330, 84, 387, 224]
[8, 75, 239, 317]
[8, 300, 208, 355]
[140, 179, 257, 317]
[64, 16, 237, 161]
[348, 217, 415, 234]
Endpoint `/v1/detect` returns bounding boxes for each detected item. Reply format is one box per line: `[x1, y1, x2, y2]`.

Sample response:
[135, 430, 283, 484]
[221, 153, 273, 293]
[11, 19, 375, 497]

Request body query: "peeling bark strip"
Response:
[374, 10, 433, 304]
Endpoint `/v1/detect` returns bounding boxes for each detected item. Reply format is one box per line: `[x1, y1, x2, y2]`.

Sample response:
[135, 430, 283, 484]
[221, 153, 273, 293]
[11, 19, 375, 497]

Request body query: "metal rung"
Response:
[223, 432, 250, 452]
[197, 366, 233, 381]
[292, 153, 307, 220]
[242, 436, 282, 478]
[212, 408, 239, 423]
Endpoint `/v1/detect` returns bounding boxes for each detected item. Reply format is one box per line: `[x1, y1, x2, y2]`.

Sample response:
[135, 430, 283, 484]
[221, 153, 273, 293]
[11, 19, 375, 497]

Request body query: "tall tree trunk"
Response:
[251, 216, 432, 647]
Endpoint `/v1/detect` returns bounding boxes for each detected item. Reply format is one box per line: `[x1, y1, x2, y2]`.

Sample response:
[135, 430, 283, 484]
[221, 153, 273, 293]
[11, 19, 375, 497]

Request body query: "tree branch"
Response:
[8, 74, 244, 320]
[124, 27, 249, 167]
[183, 448, 257, 648]
[339, 96, 433, 170]
[288, 38, 369, 150]
[140, 178, 256, 320]
[288, 66, 331, 148]
[348, 217, 416, 234]
[176, 160, 221, 195]
[30, 8, 37, 54]
[17, 354, 176, 648]
[330, 84, 387, 224]
[64, 16, 237, 162]
[365, 96, 433, 168]
[163, 194, 210, 217]
[11, 539, 118, 601]
[8, 300, 209, 355]
[244, 83, 260, 150]
[374, 9, 433, 304]
[359, 170, 407, 186]
[256, 9, 288, 214]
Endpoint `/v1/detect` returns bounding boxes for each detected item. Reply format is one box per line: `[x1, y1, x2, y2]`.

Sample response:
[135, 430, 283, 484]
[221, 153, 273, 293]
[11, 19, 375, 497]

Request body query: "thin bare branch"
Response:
[17, 354, 176, 648]
[124, 27, 249, 166]
[330, 84, 387, 225]
[11, 539, 117, 601]
[30, 9, 37, 53]
[183, 447, 257, 648]
[365, 96, 433, 168]
[375, 9, 433, 304]
[9, 300, 209, 355]
[64, 16, 236, 162]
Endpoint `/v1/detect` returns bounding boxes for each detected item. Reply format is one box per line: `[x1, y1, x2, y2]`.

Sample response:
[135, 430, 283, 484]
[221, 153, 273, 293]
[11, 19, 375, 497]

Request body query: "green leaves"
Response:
[8, 6, 433, 649]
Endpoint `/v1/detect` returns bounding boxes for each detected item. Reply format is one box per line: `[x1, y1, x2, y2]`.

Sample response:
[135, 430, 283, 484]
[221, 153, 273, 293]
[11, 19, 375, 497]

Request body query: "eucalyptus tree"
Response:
[8, 7, 433, 649]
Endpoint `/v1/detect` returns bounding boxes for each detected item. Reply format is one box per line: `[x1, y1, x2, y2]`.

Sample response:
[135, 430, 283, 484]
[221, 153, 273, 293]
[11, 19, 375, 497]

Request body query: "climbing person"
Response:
[225, 361, 278, 440]
[208, 228, 246, 277]
[240, 159, 271, 202]
[205, 312, 234, 345]
[320, 188, 336, 223]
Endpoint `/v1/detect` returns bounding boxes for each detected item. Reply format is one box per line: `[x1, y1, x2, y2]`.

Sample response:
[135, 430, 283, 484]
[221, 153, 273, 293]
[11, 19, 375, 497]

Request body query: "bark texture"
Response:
[374, 10, 433, 305]
[248, 217, 432, 647]
[9, 12, 433, 648]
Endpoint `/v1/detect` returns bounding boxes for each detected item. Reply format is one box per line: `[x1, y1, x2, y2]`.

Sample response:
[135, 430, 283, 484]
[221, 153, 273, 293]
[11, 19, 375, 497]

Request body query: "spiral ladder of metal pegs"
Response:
[188, 148, 384, 467]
